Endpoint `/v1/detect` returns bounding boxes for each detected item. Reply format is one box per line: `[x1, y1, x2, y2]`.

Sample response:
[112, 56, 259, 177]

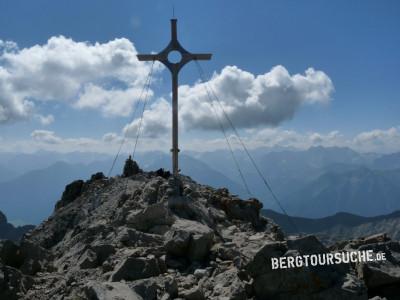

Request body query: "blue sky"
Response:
[0, 0, 399, 153]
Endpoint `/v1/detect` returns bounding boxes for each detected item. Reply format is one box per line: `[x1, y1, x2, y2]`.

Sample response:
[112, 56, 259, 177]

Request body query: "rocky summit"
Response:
[0, 168, 399, 299]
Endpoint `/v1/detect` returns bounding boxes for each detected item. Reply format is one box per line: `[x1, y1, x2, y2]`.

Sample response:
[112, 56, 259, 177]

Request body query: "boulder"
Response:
[18, 240, 52, 275]
[142, 179, 162, 204]
[117, 228, 163, 247]
[90, 172, 106, 181]
[55, 179, 84, 210]
[0, 240, 21, 268]
[0, 263, 33, 300]
[78, 249, 98, 269]
[245, 239, 364, 299]
[155, 168, 171, 179]
[164, 229, 191, 257]
[110, 256, 161, 282]
[211, 268, 247, 300]
[356, 240, 400, 298]
[165, 219, 214, 262]
[286, 235, 328, 255]
[164, 276, 178, 297]
[85, 281, 143, 300]
[180, 286, 205, 300]
[127, 203, 175, 233]
[210, 190, 264, 228]
[130, 278, 160, 300]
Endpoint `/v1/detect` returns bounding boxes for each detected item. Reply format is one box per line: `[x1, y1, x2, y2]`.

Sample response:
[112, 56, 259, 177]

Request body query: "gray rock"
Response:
[127, 203, 174, 232]
[18, 240, 52, 275]
[165, 219, 214, 262]
[180, 286, 205, 300]
[55, 179, 84, 210]
[0, 240, 21, 268]
[110, 256, 161, 282]
[193, 268, 208, 279]
[245, 240, 364, 299]
[90, 172, 106, 181]
[164, 230, 191, 257]
[142, 179, 162, 204]
[0, 263, 33, 300]
[164, 276, 178, 297]
[85, 281, 143, 300]
[130, 278, 160, 300]
[117, 228, 163, 247]
[212, 268, 246, 300]
[286, 235, 328, 255]
[78, 249, 97, 269]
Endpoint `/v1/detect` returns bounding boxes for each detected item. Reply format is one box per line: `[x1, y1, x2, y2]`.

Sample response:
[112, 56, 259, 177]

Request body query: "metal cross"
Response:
[137, 19, 212, 177]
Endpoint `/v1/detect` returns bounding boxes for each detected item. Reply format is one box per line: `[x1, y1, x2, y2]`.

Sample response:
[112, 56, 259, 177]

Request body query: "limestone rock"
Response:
[55, 179, 84, 210]
[0, 263, 33, 300]
[85, 281, 143, 300]
[245, 237, 365, 299]
[180, 286, 205, 300]
[127, 203, 175, 233]
[110, 256, 161, 282]
[90, 172, 106, 181]
[165, 219, 214, 262]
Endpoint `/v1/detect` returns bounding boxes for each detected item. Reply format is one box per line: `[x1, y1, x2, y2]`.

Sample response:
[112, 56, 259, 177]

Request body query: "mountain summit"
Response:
[0, 164, 399, 299]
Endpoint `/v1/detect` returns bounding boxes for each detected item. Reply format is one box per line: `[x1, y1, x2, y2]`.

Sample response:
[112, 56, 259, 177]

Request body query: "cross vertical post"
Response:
[137, 19, 212, 177]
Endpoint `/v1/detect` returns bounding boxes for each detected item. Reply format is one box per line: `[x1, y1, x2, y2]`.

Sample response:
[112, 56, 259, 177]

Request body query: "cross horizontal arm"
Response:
[189, 53, 212, 60]
[138, 53, 211, 62]
[137, 54, 160, 61]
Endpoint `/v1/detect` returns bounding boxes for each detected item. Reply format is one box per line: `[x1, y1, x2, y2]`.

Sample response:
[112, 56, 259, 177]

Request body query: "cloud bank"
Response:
[0, 36, 153, 123]
[0, 126, 393, 155]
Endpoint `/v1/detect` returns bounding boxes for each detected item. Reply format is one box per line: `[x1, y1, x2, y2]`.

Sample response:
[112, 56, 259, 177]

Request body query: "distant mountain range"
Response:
[284, 166, 400, 218]
[0, 152, 244, 224]
[0, 210, 34, 242]
[0, 146, 399, 224]
[195, 146, 400, 217]
[0, 161, 108, 224]
[262, 209, 400, 245]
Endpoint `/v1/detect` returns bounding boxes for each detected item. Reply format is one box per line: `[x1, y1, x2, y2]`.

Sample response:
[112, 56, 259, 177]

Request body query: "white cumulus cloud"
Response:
[130, 65, 334, 137]
[0, 36, 154, 123]
[123, 98, 171, 138]
[31, 130, 62, 144]
[179, 65, 334, 130]
[354, 127, 400, 153]
[36, 114, 55, 126]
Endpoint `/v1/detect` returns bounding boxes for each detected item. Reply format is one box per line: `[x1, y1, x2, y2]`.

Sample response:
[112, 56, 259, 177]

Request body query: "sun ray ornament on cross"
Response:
[137, 19, 212, 178]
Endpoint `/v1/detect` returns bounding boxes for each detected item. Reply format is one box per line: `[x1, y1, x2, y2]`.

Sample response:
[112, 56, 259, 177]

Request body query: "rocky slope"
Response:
[0, 168, 399, 299]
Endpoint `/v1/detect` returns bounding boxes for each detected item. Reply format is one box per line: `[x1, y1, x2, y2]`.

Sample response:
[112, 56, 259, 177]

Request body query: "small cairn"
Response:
[122, 155, 141, 177]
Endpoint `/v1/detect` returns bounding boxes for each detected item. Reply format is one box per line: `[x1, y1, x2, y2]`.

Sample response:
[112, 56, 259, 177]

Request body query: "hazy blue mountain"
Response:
[1, 147, 400, 224]
[0, 151, 111, 177]
[0, 161, 111, 225]
[0, 152, 245, 225]
[192, 146, 374, 210]
[373, 152, 400, 170]
[262, 209, 400, 244]
[0, 164, 17, 183]
[284, 167, 400, 218]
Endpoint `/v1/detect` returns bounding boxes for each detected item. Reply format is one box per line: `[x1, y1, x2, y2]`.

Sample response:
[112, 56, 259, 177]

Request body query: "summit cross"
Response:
[137, 19, 212, 177]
